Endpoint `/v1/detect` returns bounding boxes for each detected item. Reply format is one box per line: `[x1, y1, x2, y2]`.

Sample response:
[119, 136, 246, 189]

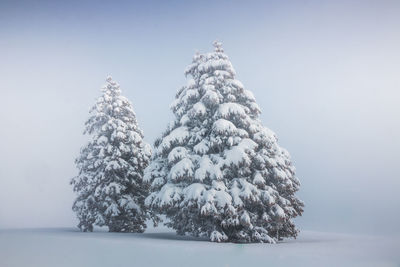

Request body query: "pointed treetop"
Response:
[213, 40, 224, 53]
[105, 75, 120, 88]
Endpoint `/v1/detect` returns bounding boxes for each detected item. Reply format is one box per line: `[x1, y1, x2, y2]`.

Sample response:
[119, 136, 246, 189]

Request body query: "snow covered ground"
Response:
[1, 225, 399, 267]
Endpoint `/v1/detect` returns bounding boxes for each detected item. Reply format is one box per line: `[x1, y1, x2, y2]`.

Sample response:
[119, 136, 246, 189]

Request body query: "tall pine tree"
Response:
[71, 76, 151, 232]
[144, 42, 304, 243]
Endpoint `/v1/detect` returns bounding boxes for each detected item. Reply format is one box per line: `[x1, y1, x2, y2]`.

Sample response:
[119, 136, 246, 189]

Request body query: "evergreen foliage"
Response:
[71, 76, 151, 233]
[144, 42, 304, 243]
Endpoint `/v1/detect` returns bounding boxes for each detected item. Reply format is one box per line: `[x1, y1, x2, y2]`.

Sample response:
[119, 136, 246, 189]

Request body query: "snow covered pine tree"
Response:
[144, 42, 304, 243]
[71, 76, 151, 232]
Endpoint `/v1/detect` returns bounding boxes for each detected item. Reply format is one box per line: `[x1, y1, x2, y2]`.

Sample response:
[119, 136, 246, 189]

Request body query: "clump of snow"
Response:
[167, 147, 188, 164]
[158, 127, 190, 154]
[210, 230, 228, 242]
[212, 119, 237, 135]
[215, 102, 247, 119]
[169, 158, 194, 181]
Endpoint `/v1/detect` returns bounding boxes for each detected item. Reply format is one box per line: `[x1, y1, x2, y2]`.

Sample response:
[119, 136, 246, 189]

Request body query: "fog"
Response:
[0, 0, 399, 235]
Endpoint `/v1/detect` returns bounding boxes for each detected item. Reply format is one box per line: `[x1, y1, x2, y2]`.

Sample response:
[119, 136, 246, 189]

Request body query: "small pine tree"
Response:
[71, 76, 151, 232]
[144, 42, 304, 243]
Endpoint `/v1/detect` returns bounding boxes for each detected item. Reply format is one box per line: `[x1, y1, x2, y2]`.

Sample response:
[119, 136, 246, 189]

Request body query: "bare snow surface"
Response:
[1, 226, 399, 267]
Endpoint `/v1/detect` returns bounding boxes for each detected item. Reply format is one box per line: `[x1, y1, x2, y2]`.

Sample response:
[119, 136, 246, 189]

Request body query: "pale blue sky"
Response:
[0, 0, 399, 235]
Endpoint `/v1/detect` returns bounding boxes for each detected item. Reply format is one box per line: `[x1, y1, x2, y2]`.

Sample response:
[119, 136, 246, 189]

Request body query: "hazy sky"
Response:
[0, 0, 399, 235]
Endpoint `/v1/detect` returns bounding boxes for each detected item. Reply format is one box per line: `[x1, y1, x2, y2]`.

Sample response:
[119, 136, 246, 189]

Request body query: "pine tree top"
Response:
[213, 40, 224, 53]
